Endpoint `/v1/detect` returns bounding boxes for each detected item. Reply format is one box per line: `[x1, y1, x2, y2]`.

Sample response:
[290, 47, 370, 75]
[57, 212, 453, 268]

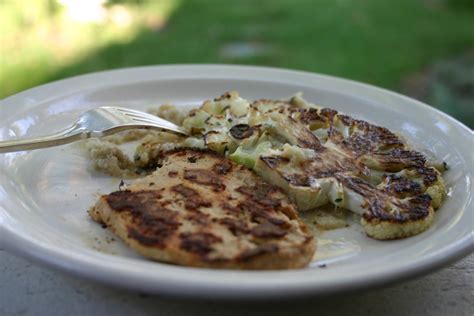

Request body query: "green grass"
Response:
[2, 0, 474, 125]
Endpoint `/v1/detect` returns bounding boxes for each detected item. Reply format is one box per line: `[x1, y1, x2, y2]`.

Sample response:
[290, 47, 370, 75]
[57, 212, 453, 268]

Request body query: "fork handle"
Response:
[0, 125, 85, 153]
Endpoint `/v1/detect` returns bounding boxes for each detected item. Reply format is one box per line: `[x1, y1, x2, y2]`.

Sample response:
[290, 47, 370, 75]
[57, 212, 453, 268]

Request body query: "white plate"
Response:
[0, 65, 472, 299]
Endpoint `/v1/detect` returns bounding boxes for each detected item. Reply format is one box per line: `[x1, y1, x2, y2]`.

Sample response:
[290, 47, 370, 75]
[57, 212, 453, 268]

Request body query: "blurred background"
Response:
[1, 0, 473, 127]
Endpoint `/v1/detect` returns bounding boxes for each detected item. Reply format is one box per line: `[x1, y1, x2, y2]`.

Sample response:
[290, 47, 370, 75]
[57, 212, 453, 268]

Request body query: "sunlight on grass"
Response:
[1, 0, 473, 126]
[0, 0, 181, 98]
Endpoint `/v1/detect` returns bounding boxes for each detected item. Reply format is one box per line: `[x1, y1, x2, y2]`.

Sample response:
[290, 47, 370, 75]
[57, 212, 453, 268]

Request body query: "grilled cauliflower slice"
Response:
[254, 147, 437, 239]
[90, 149, 315, 269]
[131, 92, 447, 240]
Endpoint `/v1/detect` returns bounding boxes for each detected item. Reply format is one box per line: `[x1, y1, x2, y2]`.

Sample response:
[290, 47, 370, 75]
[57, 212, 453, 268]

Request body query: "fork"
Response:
[0, 106, 188, 153]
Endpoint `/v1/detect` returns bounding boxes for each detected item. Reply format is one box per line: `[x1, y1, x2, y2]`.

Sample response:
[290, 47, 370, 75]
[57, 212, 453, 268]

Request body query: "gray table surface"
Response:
[1, 250, 472, 316]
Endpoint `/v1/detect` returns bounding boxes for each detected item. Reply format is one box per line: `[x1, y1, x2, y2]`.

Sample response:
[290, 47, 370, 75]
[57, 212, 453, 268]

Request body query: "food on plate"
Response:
[89, 148, 315, 269]
[129, 92, 445, 239]
[87, 91, 447, 267]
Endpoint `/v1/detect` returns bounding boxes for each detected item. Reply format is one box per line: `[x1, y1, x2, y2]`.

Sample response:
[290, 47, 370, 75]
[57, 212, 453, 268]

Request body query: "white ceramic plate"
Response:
[0, 65, 472, 299]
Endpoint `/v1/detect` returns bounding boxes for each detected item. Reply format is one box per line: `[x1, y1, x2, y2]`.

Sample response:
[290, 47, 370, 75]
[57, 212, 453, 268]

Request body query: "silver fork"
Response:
[0, 106, 188, 153]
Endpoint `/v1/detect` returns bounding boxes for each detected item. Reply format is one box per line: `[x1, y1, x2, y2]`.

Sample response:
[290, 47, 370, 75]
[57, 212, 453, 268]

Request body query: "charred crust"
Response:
[236, 185, 282, 208]
[337, 114, 353, 126]
[336, 175, 374, 198]
[298, 108, 325, 124]
[295, 129, 324, 151]
[184, 212, 210, 226]
[337, 175, 432, 222]
[218, 217, 249, 236]
[187, 156, 198, 163]
[105, 190, 163, 212]
[214, 92, 233, 101]
[372, 148, 426, 170]
[249, 206, 290, 227]
[413, 166, 439, 186]
[236, 197, 293, 229]
[229, 124, 254, 139]
[127, 225, 177, 248]
[362, 193, 432, 223]
[221, 202, 241, 214]
[320, 108, 338, 120]
[410, 193, 432, 206]
[171, 184, 211, 210]
[184, 169, 225, 191]
[179, 232, 222, 256]
[343, 134, 374, 154]
[353, 121, 403, 149]
[328, 119, 403, 156]
[104, 190, 179, 248]
[382, 175, 422, 197]
[160, 148, 225, 160]
[212, 160, 233, 174]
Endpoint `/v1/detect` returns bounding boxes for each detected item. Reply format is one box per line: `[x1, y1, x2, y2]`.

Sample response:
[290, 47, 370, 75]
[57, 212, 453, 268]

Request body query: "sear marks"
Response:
[90, 148, 315, 269]
[297, 108, 325, 125]
[261, 149, 368, 187]
[411, 166, 439, 186]
[336, 174, 431, 223]
[327, 119, 403, 157]
[252, 98, 443, 238]
[171, 184, 211, 210]
[179, 232, 222, 256]
[105, 190, 163, 213]
[294, 128, 324, 151]
[368, 148, 426, 171]
[381, 175, 422, 198]
[230, 124, 255, 139]
[218, 217, 249, 236]
[236, 185, 282, 208]
[363, 194, 432, 223]
[185, 212, 210, 226]
[184, 169, 225, 191]
[104, 190, 180, 248]
[212, 160, 233, 174]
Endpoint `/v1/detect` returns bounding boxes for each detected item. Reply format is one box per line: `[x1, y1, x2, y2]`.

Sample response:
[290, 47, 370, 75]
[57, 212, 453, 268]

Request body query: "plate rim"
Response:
[1, 64, 473, 299]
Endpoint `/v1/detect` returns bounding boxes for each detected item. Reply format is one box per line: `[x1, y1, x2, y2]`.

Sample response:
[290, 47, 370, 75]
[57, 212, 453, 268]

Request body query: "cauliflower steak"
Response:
[172, 92, 447, 240]
[90, 148, 315, 269]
